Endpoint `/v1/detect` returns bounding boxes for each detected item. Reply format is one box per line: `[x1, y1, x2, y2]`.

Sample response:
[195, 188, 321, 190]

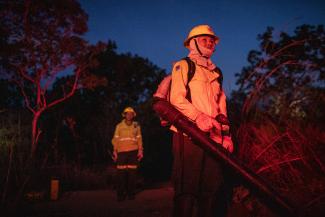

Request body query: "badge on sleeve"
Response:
[175, 65, 180, 71]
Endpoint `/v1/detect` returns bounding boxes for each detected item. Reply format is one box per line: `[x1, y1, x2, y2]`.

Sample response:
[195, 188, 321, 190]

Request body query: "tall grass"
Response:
[235, 114, 325, 216]
[0, 110, 31, 211]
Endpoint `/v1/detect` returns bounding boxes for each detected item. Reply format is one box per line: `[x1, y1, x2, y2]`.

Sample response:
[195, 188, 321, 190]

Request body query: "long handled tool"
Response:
[153, 98, 296, 217]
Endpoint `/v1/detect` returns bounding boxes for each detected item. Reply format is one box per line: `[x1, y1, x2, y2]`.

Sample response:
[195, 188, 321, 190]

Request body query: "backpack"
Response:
[153, 57, 223, 126]
[153, 57, 196, 103]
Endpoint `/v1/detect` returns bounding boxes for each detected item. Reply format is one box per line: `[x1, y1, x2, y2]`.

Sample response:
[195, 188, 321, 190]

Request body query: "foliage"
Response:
[0, 0, 106, 155]
[38, 42, 169, 178]
[234, 24, 325, 122]
[234, 117, 325, 216]
[0, 109, 31, 206]
[0, 1, 172, 205]
[231, 24, 325, 216]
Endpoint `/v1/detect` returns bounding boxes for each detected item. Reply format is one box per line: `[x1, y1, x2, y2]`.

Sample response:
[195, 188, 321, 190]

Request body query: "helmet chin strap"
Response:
[193, 39, 214, 58]
[194, 39, 203, 56]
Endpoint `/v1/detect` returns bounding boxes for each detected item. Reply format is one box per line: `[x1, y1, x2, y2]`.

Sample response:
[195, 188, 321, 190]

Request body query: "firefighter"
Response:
[169, 25, 234, 217]
[111, 107, 143, 201]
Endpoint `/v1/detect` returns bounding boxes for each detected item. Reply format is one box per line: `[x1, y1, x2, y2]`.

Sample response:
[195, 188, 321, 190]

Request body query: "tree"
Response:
[41, 42, 169, 174]
[230, 25, 325, 215]
[0, 0, 105, 156]
[234, 24, 325, 122]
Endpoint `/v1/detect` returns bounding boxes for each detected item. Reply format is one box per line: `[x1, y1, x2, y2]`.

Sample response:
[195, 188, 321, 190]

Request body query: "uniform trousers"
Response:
[172, 132, 228, 217]
[116, 150, 138, 199]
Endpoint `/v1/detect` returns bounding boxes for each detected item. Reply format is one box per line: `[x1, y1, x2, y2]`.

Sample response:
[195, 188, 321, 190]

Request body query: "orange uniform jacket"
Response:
[170, 59, 228, 143]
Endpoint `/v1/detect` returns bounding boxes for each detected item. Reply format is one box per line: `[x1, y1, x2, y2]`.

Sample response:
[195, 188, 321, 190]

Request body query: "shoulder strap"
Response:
[182, 57, 196, 102]
[183, 57, 196, 84]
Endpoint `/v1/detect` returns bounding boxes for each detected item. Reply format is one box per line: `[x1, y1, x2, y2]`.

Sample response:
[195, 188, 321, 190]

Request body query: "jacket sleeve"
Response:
[111, 125, 120, 152]
[136, 125, 143, 153]
[170, 60, 201, 121]
[218, 90, 228, 117]
[217, 89, 232, 134]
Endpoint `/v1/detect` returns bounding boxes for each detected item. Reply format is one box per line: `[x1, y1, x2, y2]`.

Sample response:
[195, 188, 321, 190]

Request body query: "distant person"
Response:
[168, 25, 234, 217]
[111, 107, 143, 201]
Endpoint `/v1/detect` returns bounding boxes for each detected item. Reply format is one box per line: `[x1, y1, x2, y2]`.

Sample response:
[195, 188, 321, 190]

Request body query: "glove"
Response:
[222, 136, 234, 153]
[215, 114, 230, 125]
[195, 113, 221, 132]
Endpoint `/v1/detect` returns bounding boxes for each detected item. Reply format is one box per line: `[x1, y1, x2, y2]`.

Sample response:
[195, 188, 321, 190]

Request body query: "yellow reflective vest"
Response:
[112, 120, 143, 154]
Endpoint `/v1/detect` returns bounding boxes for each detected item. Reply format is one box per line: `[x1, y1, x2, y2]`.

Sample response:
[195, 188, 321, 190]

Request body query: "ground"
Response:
[22, 185, 173, 217]
[6, 176, 258, 217]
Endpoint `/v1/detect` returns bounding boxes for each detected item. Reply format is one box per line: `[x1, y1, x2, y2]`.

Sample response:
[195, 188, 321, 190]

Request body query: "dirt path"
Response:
[28, 187, 173, 217]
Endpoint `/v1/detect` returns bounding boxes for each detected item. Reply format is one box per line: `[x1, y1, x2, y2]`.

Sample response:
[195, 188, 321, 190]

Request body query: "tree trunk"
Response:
[31, 111, 41, 157]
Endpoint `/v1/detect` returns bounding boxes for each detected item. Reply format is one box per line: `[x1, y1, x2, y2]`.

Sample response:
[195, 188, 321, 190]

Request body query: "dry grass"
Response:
[235, 115, 325, 216]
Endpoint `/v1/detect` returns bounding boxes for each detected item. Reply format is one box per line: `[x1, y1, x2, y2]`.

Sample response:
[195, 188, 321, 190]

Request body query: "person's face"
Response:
[125, 112, 135, 121]
[196, 35, 216, 51]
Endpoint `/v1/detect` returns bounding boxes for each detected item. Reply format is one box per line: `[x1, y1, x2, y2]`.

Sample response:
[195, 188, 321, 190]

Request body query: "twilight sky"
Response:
[79, 0, 325, 94]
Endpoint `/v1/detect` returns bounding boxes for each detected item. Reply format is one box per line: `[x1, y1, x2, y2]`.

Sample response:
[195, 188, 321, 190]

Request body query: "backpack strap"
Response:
[179, 58, 223, 102]
[182, 57, 196, 102]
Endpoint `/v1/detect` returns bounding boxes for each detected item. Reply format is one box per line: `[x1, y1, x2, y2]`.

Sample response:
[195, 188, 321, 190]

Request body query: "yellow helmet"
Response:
[122, 107, 136, 117]
[184, 25, 219, 48]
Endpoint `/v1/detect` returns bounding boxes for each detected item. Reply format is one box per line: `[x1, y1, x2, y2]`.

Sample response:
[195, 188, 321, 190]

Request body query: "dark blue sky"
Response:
[79, 0, 325, 94]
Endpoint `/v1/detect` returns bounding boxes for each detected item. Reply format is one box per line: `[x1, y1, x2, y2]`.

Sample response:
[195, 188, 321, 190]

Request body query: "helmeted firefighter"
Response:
[111, 107, 143, 201]
[169, 25, 234, 217]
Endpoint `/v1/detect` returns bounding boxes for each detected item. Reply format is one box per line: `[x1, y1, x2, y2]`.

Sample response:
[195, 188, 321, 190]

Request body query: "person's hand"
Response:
[112, 151, 118, 162]
[137, 151, 143, 161]
[221, 124, 230, 132]
[195, 113, 221, 132]
[222, 136, 234, 153]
